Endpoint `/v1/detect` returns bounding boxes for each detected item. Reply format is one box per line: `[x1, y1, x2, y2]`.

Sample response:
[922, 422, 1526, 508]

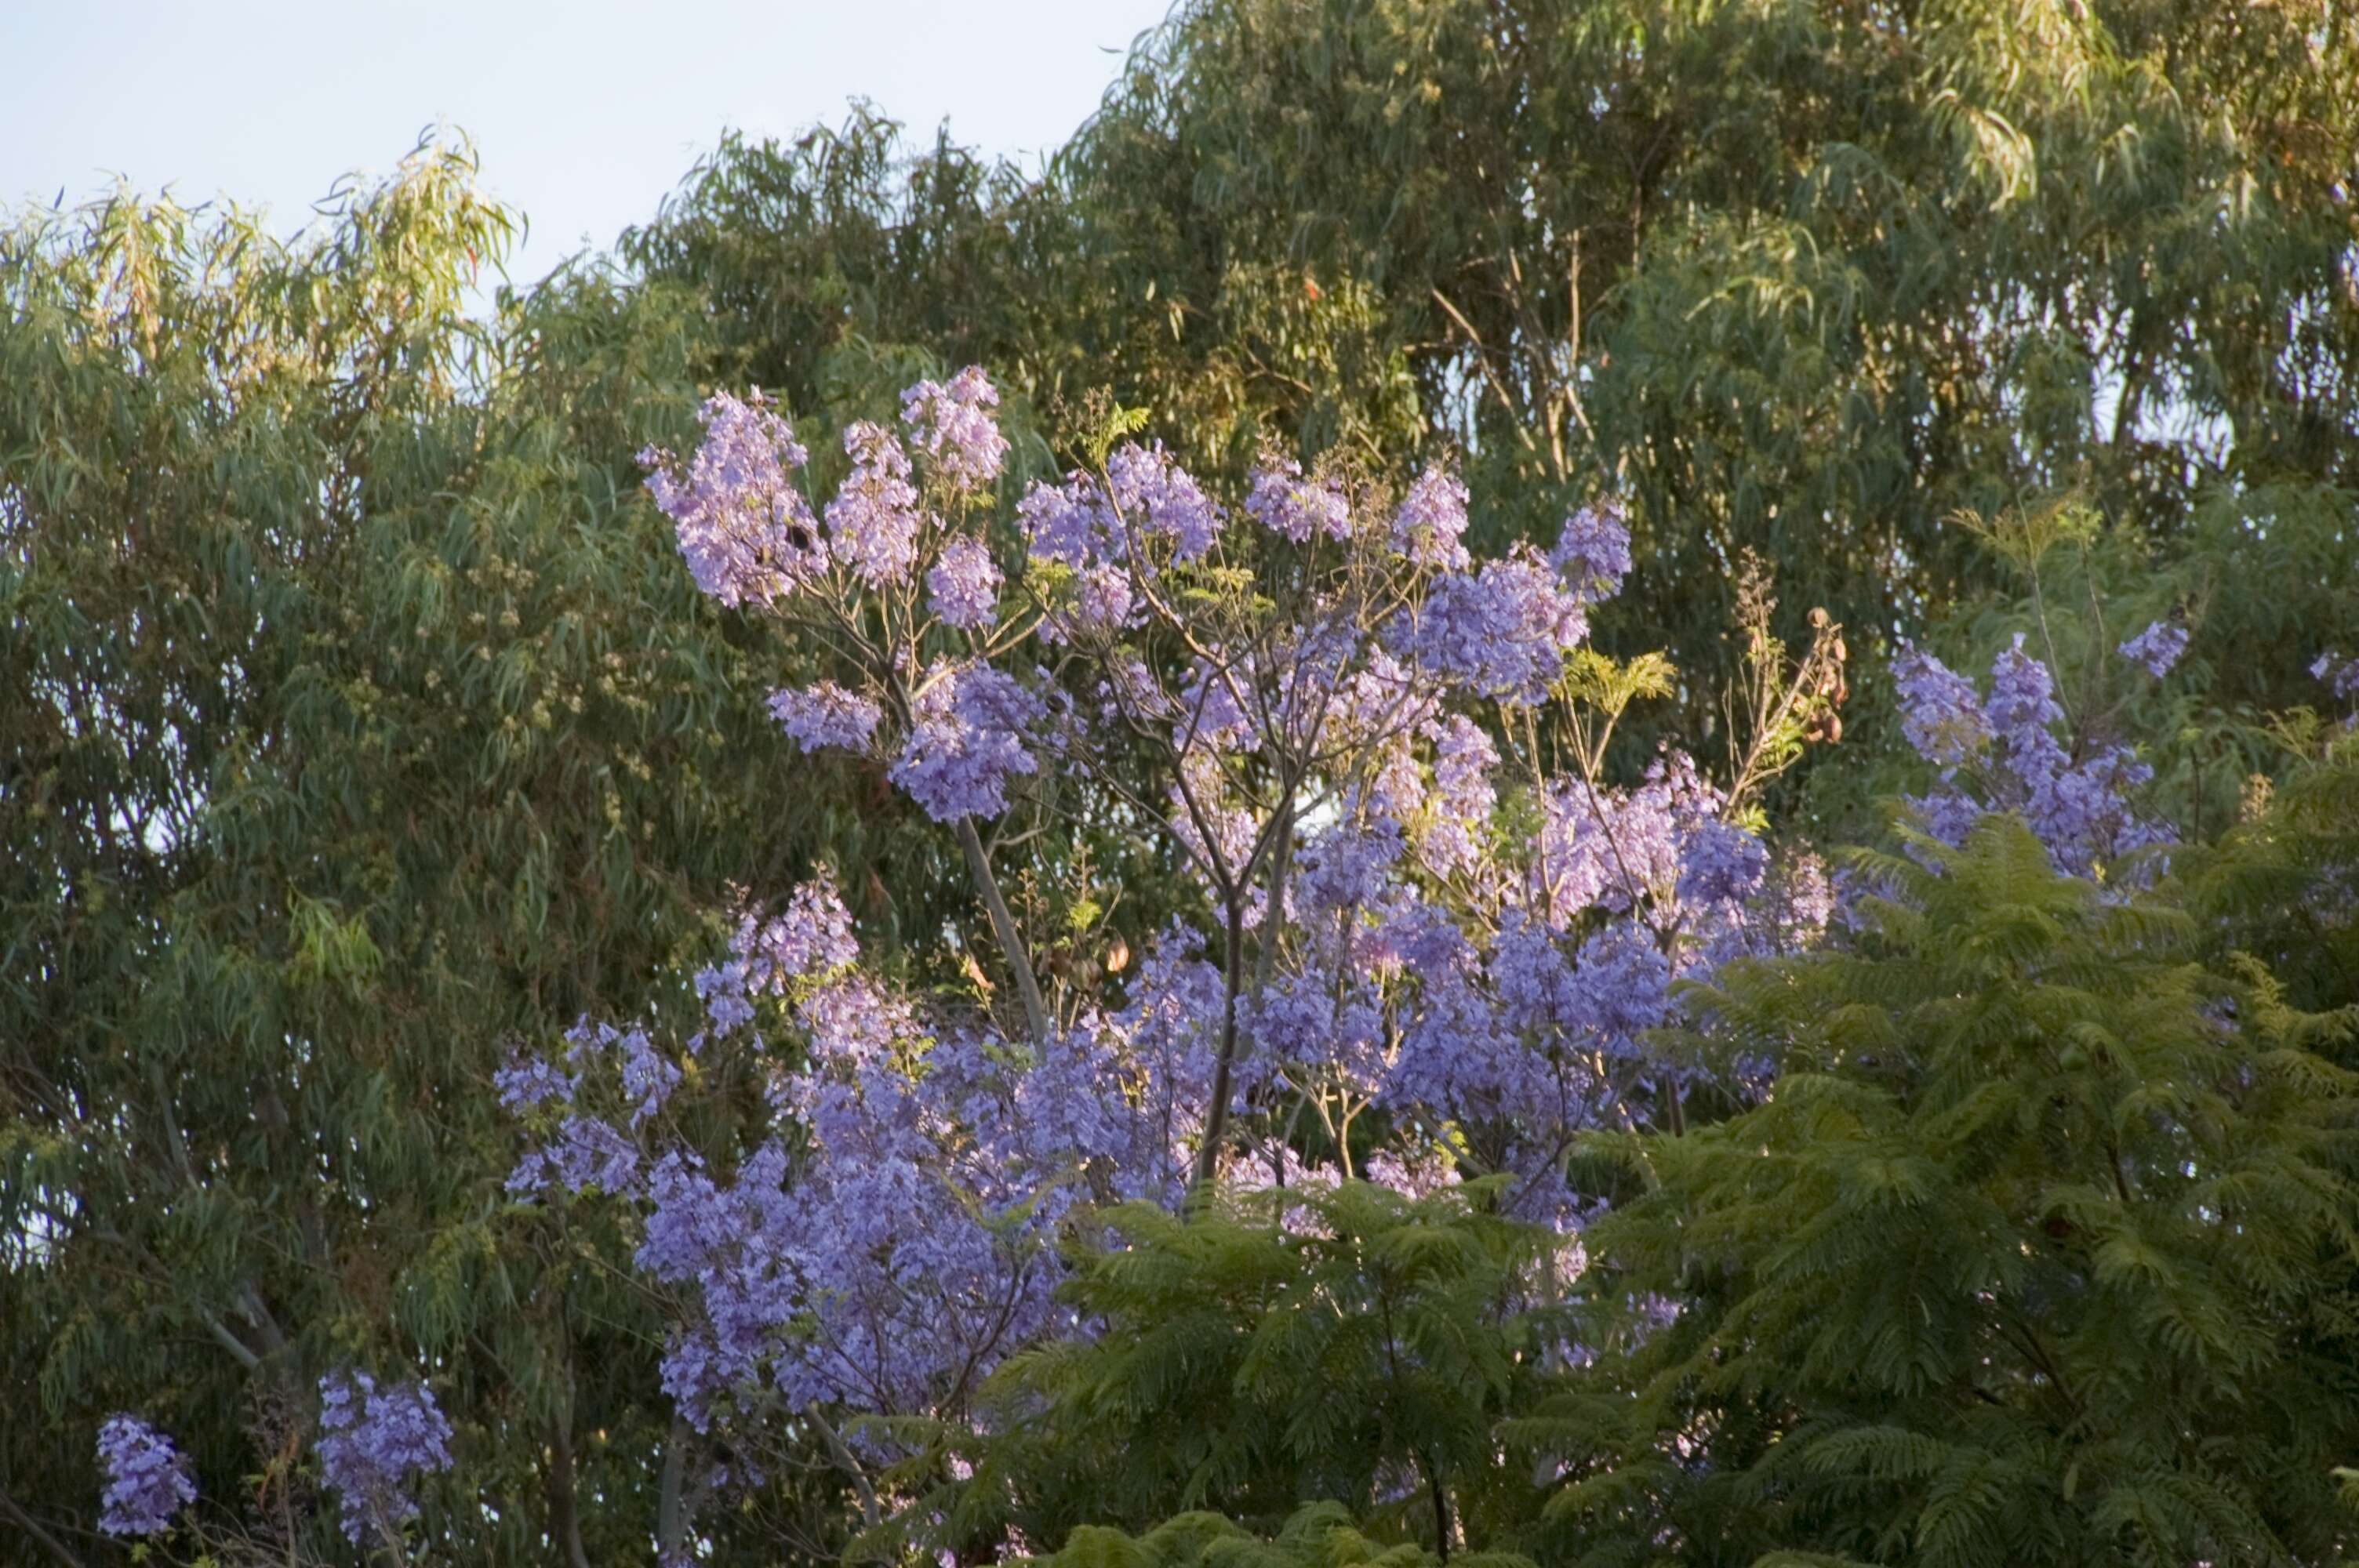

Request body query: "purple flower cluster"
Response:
[825, 422, 924, 586]
[507, 1112, 642, 1196]
[1107, 441, 1223, 559]
[2117, 619, 2189, 677]
[889, 662, 1044, 821]
[494, 1049, 573, 1111]
[767, 681, 884, 753]
[641, 391, 821, 608]
[1896, 633, 2171, 875]
[927, 534, 1003, 630]
[314, 1370, 454, 1544]
[900, 366, 1008, 492]
[1891, 643, 1992, 768]
[632, 909, 1246, 1433]
[1417, 714, 1497, 875]
[696, 871, 863, 1040]
[96, 1414, 194, 1536]
[1400, 548, 1588, 704]
[2314, 651, 2359, 713]
[1551, 503, 1633, 602]
[1391, 465, 1470, 569]
[1017, 471, 1116, 568]
[1245, 456, 1352, 544]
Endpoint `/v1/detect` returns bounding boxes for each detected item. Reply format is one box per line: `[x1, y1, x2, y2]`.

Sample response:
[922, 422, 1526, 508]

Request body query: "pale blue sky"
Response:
[1, 0, 1177, 285]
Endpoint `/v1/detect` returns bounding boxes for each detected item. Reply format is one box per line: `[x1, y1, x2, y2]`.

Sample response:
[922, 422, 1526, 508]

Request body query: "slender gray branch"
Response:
[955, 816, 1049, 1048]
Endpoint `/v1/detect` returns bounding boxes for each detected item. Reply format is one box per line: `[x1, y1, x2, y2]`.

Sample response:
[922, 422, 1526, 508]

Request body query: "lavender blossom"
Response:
[96, 1414, 194, 1536]
[314, 1371, 454, 1544]
[1391, 465, 1470, 569]
[640, 390, 822, 608]
[900, 366, 1009, 491]
[2117, 619, 2188, 677]
[824, 421, 923, 586]
[1039, 561, 1138, 644]
[493, 1051, 572, 1111]
[1108, 442, 1223, 558]
[2314, 651, 2359, 712]
[889, 662, 1044, 821]
[926, 534, 1003, 630]
[1017, 473, 1118, 568]
[508, 1113, 641, 1197]
[1400, 548, 1587, 704]
[1892, 642, 1991, 768]
[1245, 456, 1351, 544]
[1551, 502, 1633, 603]
[1419, 714, 1498, 875]
[766, 681, 883, 753]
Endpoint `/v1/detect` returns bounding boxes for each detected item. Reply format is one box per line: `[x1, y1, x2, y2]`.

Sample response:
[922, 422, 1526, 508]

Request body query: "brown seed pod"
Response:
[1808, 605, 1830, 629]
[1823, 712, 1842, 743]
[1832, 636, 1848, 664]
[1103, 934, 1132, 975]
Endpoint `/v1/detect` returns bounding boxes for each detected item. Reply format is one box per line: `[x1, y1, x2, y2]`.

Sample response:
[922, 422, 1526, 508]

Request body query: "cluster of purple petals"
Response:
[1391, 466, 1471, 569]
[1017, 472, 1118, 568]
[1043, 561, 1140, 645]
[638, 913, 1245, 1432]
[685, 873, 864, 1047]
[825, 422, 925, 586]
[2314, 651, 2359, 713]
[1417, 715, 1497, 875]
[1530, 761, 1696, 921]
[1171, 655, 1263, 755]
[900, 367, 1009, 492]
[96, 1414, 194, 1536]
[889, 661, 1045, 821]
[1550, 503, 1633, 603]
[1896, 633, 2172, 875]
[767, 681, 884, 753]
[507, 1112, 642, 1196]
[1677, 818, 1770, 907]
[314, 1371, 454, 1544]
[927, 535, 1004, 630]
[1245, 456, 1352, 545]
[1892, 643, 1993, 768]
[494, 1050, 573, 1111]
[1018, 445, 1219, 569]
[2117, 619, 2189, 677]
[641, 391, 822, 608]
[1107, 442, 1224, 559]
[1296, 819, 1406, 914]
[1399, 548, 1588, 704]
[597, 1022, 682, 1126]
[1247, 978, 1387, 1096]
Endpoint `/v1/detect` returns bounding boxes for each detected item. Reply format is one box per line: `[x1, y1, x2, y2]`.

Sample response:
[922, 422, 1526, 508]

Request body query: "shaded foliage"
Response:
[1547, 817, 2359, 1566]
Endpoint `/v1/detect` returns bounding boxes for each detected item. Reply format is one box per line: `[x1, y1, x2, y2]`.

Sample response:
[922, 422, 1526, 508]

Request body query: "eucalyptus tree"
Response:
[0, 136, 889, 1561]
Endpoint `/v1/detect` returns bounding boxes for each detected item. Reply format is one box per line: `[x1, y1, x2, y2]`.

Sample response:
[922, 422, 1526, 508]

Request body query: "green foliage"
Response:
[0, 136, 865, 1559]
[2184, 724, 2359, 1024]
[1015, 1501, 1536, 1568]
[937, 1181, 1554, 1564]
[1550, 816, 2359, 1567]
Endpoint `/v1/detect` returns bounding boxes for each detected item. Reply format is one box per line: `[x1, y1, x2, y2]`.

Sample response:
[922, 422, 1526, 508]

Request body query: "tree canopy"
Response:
[5, 2, 2358, 1562]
